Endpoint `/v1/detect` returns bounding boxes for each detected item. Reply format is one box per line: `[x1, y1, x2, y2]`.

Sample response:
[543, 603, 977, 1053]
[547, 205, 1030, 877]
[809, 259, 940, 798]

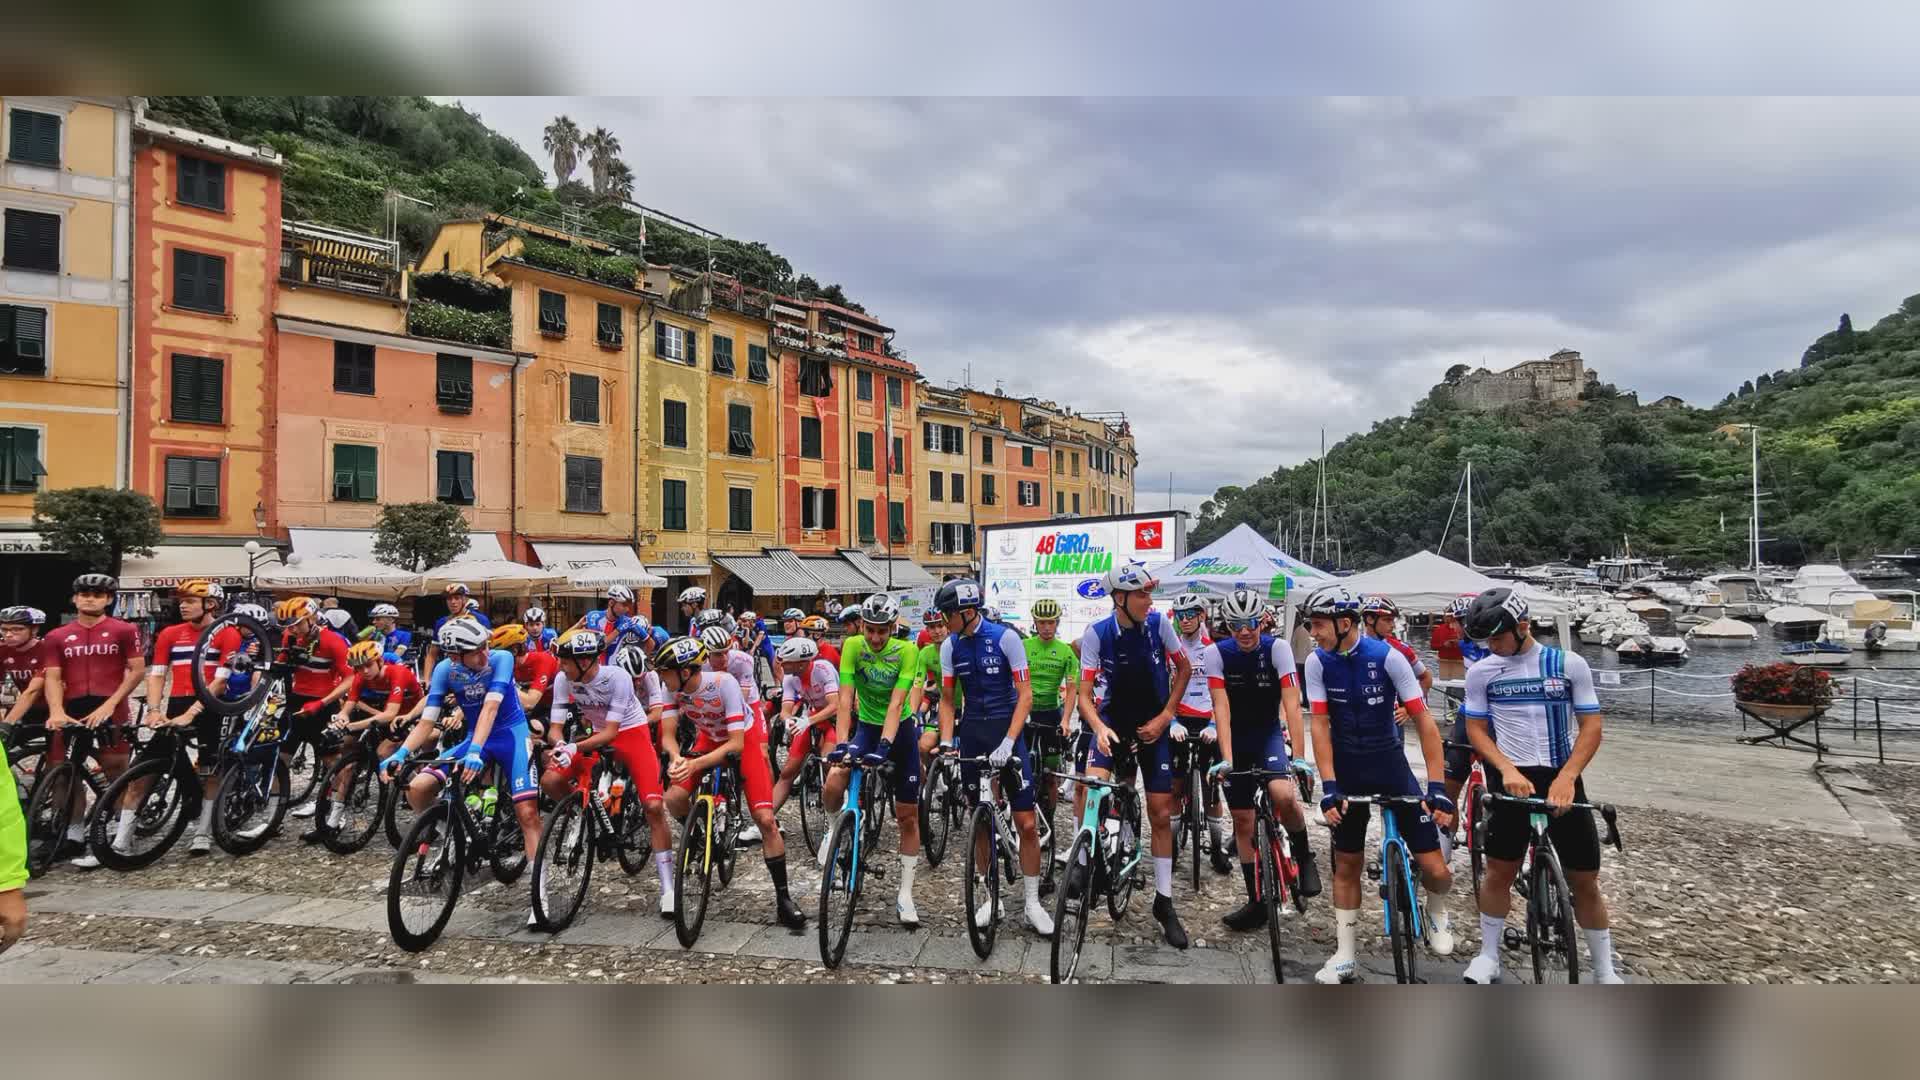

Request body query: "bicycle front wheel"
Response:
[489, 795, 528, 885]
[532, 796, 595, 931]
[1107, 795, 1140, 921]
[91, 757, 196, 870]
[388, 801, 463, 952]
[615, 786, 651, 875]
[817, 812, 860, 968]
[797, 761, 822, 852]
[320, 749, 382, 855]
[965, 804, 1000, 959]
[1464, 778, 1488, 900]
[1530, 852, 1580, 984]
[673, 801, 713, 947]
[1050, 832, 1095, 984]
[1386, 841, 1419, 984]
[212, 753, 289, 856]
[919, 758, 950, 867]
[1188, 760, 1205, 891]
[1255, 812, 1285, 983]
[285, 740, 319, 808]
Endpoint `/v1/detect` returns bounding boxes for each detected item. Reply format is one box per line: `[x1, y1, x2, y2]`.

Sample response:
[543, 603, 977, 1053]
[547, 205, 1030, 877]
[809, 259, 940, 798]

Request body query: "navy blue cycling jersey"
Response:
[1078, 610, 1186, 727]
[938, 616, 1029, 730]
[1303, 635, 1425, 759]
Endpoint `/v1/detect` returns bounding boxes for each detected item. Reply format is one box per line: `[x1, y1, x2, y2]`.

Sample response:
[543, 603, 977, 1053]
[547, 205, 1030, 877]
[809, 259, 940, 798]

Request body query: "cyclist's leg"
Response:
[1536, 768, 1614, 974]
[1443, 711, 1472, 807]
[1317, 773, 1374, 981]
[480, 727, 541, 862]
[662, 731, 716, 820]
[769, 716, 811, 810]
[1466, 767, 1536, 981]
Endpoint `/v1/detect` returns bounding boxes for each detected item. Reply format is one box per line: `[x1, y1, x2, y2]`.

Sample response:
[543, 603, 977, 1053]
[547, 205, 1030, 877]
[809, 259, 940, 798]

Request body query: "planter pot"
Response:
[1735, 700, 1823, 723]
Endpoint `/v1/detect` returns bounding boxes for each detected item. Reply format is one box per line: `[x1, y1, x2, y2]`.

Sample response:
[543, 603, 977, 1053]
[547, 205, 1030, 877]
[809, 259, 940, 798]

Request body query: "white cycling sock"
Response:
[1024, 874, 1044, 907]
[654, 848, 674, 892]
[1585, 928, 1617, 979]
[898, 853, 918, 896]
[1479, 913, 1505, 961]
[196, 801, 215, 835]
[114, 808, 137, 847]
[66, 823, 85, 842]
[1437, 830, 1454, 864]
[1153, 855, 1173, 898]
[1332, 907, 1359, 961]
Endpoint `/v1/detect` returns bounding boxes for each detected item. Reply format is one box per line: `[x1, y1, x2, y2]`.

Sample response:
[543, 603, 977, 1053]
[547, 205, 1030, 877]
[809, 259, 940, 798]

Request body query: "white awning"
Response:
[532, 542, 668, 594]
[0, 531, 58, 554]
[119, 545, 279, 590]
[256, 554, 420, 599]
[419, 559, 568, 597]
[288, 527, 508, 563]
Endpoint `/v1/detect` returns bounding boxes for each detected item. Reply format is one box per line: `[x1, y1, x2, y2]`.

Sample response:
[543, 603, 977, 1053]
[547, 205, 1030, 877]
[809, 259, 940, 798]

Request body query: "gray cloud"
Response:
[455, 96, 1920, 511]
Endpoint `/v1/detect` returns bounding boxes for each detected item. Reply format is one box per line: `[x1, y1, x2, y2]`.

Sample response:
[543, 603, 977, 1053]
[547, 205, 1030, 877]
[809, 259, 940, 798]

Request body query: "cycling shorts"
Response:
[551, 724, 665, 807]
[1485, 765, 1600, 873]
[672, 727, 774, 812]
[1026, 707, 1063, 733]
[1445, 712, 1473, 783]
[957, 725, 1035, 812]
[1326, 749, 1438, 855]
[1088, 728, 1174, 795]
[1226, 725, 1294, 810]
[155, 695, 225, 773]
[849, 722, 920, 803]
[286, 691, 332, 751]
[432, 725, 538, 803]
[785, 712, 834, 767]
[49, 695, 131, 756]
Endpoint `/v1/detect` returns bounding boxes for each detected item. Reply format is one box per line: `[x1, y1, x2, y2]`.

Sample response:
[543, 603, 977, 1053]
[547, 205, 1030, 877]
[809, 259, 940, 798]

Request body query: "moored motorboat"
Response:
[1616, 634, 1689, 665]
[1687, 617, 1757, 646]
[1782, 639, 1850, 667]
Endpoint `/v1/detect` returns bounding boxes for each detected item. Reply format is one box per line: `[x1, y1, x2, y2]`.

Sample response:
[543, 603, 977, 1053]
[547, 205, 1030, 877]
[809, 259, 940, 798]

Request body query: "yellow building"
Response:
[1, 96, 134, 534]
[914, 383, 976, 576]
[699, 275, 780, 615]
[635, 266, 715, 628]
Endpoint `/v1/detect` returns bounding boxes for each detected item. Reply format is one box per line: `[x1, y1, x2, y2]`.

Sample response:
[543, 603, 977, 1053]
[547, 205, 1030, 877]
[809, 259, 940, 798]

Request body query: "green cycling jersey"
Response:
[0, 738, 25, 893]
[839, 634, 918, 727]
[1024, 635, 1078, 711]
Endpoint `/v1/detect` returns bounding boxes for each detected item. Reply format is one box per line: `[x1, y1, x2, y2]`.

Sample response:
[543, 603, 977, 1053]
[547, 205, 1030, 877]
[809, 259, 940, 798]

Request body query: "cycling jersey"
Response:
[1376, 634, 1429, 679]
[1022, 635, 1077, 711]
[283, 627, 353, 699]
[148, 621, 242, 697]
[357, 625, 413, 662]
[1175, 628, 1214, 718]
[939, 617, 1029, 730]
[525, 626, 558, 653]
[1304, 636, 1424, 759]
[1201, 634, 1298, 730]
[1, 636, 49, 708]
[707, 648, 762, 707]
[1460, 638, 1491, 665]
[781, 659, 841, 715]
[553, 664, 649, 732]
[838, 635, 916, 727]
[348, 662, 423, 714]
[582, 611, 663, 659]
[422, 650, 529, 732]
[433, 609, 493, 634]
[514, 649, 560, 698]
[0, 736, 23, 891]
[816, 641, 841, 667]
[1078, 610, 1185, 728]
[662, 670, 750, 741]
[44, 617, 142, 700]
[1460, 642, 1599, 769]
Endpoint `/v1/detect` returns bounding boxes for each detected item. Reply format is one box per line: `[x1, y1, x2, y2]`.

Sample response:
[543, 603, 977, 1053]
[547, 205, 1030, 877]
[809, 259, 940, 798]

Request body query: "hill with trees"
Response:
[1192, 296, 1920, 568]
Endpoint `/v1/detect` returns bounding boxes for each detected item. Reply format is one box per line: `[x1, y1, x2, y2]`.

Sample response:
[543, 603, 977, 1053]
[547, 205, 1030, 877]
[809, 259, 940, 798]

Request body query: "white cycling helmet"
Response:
[233, 603, 272, 624]
[370, 603, 399, 619]
[522, 606, 547, 623]
[606, 585, 636, 604]
[859, 593, 900, 625]
[1104, 560, 1156, 596]
[1219, 588, 1265, 624]
[697, 624, 734, 651]
[1170, 592, 1206, 617]
[437, 618, 490, 654]
[1304, 584, 1364, 620]
[611, 644, 650, 677]
[776, 636, 820, 663]
[692, 607, 733, 634]
[678, 586, 708, 606]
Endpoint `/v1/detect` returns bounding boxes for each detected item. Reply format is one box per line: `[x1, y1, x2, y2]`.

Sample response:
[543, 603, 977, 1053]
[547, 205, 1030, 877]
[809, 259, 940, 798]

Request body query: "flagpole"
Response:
[883, 374, 894, 591]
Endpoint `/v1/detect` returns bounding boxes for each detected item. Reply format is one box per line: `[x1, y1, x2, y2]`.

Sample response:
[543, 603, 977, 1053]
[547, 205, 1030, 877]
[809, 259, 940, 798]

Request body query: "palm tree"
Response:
[583, 127, 623, 195]
[542, 115, 581, 186]
[603, 159, 635, 201]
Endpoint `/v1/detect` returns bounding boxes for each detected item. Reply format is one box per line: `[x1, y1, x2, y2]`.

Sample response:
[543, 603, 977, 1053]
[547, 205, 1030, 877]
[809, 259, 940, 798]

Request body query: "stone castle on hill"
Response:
[1451, 349, 1598, 410]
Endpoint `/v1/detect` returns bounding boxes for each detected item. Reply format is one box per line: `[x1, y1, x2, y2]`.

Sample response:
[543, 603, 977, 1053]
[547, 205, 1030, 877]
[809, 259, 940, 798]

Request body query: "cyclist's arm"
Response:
[2, 675, 44, 725]
[1156, 617, 1191, 723]
[143, 629, 170, 712]
[1056, 645, 1078, 721]
[1075, 626, 1109, 739]
[1559, 655, 1605, 783]
[43, 661, 68, 724]
[936, 637, 956, 745]
[1209, 683, 1233, 768]
[1459, 666, 1512, 776]
[1304, 653, 1336, 785]
[880, 687, 909, 746]
[879, 647, 916, 745]
[834, 683, 857, 745]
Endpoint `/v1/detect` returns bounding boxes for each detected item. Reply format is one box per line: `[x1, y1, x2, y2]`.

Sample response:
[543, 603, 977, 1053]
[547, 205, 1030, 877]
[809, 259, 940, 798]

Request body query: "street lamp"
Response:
[252, 501, 267, 533]
[243, 539, 275, 592]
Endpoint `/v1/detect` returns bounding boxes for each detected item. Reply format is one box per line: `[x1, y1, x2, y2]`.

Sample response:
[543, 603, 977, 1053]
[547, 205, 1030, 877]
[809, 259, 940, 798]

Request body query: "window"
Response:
[1071, 452, 1080, 477]
[857, 499, 876, 543]
[176, 156, 225, 212]
[661, 478, 687, 531]
[538, 290, 567, 334]
[4, 209, 59, 273]
[172, 249, 225, 313]
[929, 522, 973, 555]
[922, 422, 962, 455]
[565, 455, 603, 512]
[7, 109, 60, 167]
[727, 403, 753, 455]
[889, 501, 906, 544]
[436, 450, 475, 505]
[1072, 492, 1081, 514]
[596, 302, 623, 347]
[981, 474, 997, 505]
[662, 399, 687, 448]
[728, 487, 753, 532]
[1056, 491, 1065, 514]
[332, 340, 374, 395]
[436, 353, 472, 413]
[886, 376, 902, 408]
[160, 455, 220, 516]
[891, 435, 904, 475]
[1018, 480, 1040, 507]
[568, 372, 600, 424]
[0, 427, 47, 493]
[856, 370, 873, 401]
[856, 431, 874, 471]
[950, 472, 964, 503]
[0, 304, 48, 376]
[1022, 446, 1034, 468]
[169, 353, 222, 424]
[655, 321, 695, 365]
[980, 435, 995, 464]
[798, 356, 832, 396]
[800, 416, 822, 459]
[858, 332, 876, 352]
[332, 444, 377, 502]
[1055, 449, 1065, 473]
[930, 521, 946, 555]
[711, 334, 735, 375]
[800, 486, 837, 531]
[747, 343, 770, 382]
[928, 471, 944, 501]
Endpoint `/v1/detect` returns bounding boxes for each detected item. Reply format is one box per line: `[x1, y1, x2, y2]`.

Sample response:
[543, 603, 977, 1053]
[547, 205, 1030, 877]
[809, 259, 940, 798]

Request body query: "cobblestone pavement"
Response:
[8, 757, 1918, 983]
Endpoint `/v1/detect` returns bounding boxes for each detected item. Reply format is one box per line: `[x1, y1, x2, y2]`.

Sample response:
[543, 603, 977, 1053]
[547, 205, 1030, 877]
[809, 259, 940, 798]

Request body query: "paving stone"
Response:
[200, 893, 313, 924]
[160, 957, 341, 984]
[736, 922, 820, 962]
[1020, 934, 1112, 982]
[88, 954, 208, 983]
[546, 911, 672, 948]
[0, 947, 145, 983]
[261, 896, 371, 930]
[914, 932, 1030, 974]
[1111, 943, 1251, 984]
[324, 967, 480, 985]
[651, 918, 762, 955]
[19, 887, 90, 914]
[843, 928, 928, 967]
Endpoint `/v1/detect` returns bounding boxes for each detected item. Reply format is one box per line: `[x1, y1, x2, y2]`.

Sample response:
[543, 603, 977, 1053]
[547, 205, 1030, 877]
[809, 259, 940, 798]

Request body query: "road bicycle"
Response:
[1226, 764, 1316, 982]
[955, 754, 1052, 960]
[817, 755, 894, 968]
[1347, 793, 1434, 984]
[1482, 792, 1623, 984]
[673, 751, 743, 948]
[1173, 732, 1231, 890]
[207, 687, 295, 856]
[86, 715, 231, 870]
[532, 753, 649, 931]
[191, 611, 321, 809]
[385, 757, 530, 952]
[21, 720, 110, 876]
[1046, 744, 1146, 983]
[313, 719, 404, 855]
[787, 717, 833, 853]
[917, 738, 965, 869]
[1443, 740, 1492, 899]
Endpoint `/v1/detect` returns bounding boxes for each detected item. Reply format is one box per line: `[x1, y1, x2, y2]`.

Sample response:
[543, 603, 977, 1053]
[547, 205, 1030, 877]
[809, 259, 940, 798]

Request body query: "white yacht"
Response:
[1824, 592, 1919, 652]
[1703, 573, 1776, 620]
[1776, 564, 1876, 609]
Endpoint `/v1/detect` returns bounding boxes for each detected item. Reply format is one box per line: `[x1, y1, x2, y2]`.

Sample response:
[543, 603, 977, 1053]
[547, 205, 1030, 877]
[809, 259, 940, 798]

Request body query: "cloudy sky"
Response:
[454, 96, 1920, 513]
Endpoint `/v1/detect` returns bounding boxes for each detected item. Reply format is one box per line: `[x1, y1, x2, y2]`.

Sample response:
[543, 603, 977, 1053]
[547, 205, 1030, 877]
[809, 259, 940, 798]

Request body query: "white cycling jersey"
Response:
[1176, 628, 1214, 718]
[781, 659, 840, 717]
[1460, 642, 1600, 769]
[553, 664, 649, 732]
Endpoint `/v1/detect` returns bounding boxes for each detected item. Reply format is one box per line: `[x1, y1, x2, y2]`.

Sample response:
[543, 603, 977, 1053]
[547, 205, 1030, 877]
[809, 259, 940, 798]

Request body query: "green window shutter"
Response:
[858, 499, 875, 543]
[857, 431, 873, 471]
[165, 455, 193, 510]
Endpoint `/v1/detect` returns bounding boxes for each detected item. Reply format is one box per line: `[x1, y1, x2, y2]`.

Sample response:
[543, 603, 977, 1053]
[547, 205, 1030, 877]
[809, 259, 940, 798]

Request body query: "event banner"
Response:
[981, 512, 1185, 642]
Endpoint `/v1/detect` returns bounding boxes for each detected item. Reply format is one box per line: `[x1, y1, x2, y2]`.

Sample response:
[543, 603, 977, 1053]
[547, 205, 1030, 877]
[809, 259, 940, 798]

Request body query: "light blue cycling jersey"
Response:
[423, 649, 529, 731]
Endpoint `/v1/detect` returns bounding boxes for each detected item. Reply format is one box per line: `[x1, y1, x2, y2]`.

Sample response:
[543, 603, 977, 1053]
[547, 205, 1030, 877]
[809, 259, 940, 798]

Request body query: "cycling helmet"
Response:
[1030, 598, 1062, 621]
[233, 603, 271, 624]
[1303, 585, 1364, 620]
[631, 612, 654, 634]
[370, 603, 400, 619]
[72, 573, 118, 594]
[698, 624, 734, 651]
[803, 615, 830, 633]
[175, 579, 219, 602]
[0, 606, 36, 627]
[437, 618, 490, 654]
[1103, 560, 1155, 596]
[606, 584, 636, 605]
[1219, 587, 1266, 624]
[275, 596, 319, 625]
[489, 623, 529, 650]
[1170, 592, 1206, 618]
[347, 640, 385, 667]
[781, 607, 806, 623]
[739, 611, 758, 627]
[611, 644, 650, 677]
[1360, 594, 1399, 618]
[556, 628, 605, 660]
[776, 636, 820, 663]
[1446, 594, 1477, 620]
[934, 578, 985, 615]
[859, 593, 900, 625]
[836, 606, 862, 626]
[522, 606, 546, 624]
[1462, 587, 1529, 642]
[654, 635, 709, 672]
[677, 586, 708, 606]
[444, 582, 470, 597]
[922, 607, 944, 626]
[321, 608, 354, 631]
[692, 607, 733, 634]
[226, 651, 255, 675]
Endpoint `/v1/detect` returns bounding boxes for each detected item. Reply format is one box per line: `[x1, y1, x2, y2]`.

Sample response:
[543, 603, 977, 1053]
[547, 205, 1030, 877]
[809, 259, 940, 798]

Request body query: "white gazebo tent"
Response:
[254, 554, 420, 600]
[1338, 549, 1568, 629]
[1148, 523, 1328, 605]
[419, 559, 569, 598]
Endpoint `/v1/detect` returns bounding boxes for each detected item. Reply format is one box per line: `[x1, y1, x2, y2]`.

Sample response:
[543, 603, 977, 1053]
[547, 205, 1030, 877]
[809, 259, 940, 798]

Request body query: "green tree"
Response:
[542, 115, 582, 186]
[1444, 362, 1471, 385]
[32, 488, 164, 576]
[582, 126, 623, 195]
[372, 502, 471, 572]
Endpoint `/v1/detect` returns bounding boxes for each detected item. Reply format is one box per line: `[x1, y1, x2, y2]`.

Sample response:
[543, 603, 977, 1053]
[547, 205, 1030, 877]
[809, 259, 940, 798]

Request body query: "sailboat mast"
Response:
[1466, 460, 1475, 570]
[1750, 425, 1762, 572]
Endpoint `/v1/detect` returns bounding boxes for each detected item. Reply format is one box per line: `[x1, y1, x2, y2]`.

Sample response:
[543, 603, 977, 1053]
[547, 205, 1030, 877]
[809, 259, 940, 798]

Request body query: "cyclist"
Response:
[1438, 593, 1487, 821]
[1303, 584, 1456, 983]
[1020, 598, 1076, 833]
[573, 585, 660, 658]
[44, 574, 146, 868]
[261, 597, 357, 838]
[656, 635, 808, 931]
[521, 607, 559, 654]
[541, 635, 676, 917]
[676, 586, 709, 633]
[768, 636, 843, 815]
[822, 594, 924, 927]
[321, 639, 425, 836]
[381, 619, 545, 926]
[1361, 595, 1432, 697]
[805, 615, 840, 666]
[1203, 588, 1321, 931]
[694, 610, 768, 843]
[908, 608, 954, 772]
[1457, 587, 1621, 984]
[1076, 560, 1195, 949]
[778, 607, 806, 644]
[423, 584, 491, 672]
[934, 578, 1052, 937]
[1166, 591, 1230, 876]
[355, 603, 411, 663]
[1, 606, 50, 734]
[142, 581, 241, 855]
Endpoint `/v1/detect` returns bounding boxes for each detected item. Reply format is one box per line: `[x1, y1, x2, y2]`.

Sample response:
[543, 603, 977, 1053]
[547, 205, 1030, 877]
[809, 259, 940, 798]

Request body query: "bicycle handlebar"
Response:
[1482, 792, 1624, 850]
[949, 755, 1028, 791]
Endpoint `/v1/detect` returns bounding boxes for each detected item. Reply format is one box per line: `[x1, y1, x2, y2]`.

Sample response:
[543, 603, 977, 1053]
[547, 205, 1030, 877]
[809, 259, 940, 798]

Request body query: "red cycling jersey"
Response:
[1, 636, 49, 715]
[817, 642, 841, 667]
[515, 649, 560, 697]
[44, 617, 142, 699]
[148, 621, 243, 698]
[283, 626, 353, 698]
[348, 662, 423, 713]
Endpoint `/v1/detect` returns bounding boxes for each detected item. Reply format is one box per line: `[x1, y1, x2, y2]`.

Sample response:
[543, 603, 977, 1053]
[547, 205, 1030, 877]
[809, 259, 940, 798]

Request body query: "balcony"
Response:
[772, 324, 811, 351]
[279, 247, 402, 298]
[709, 276, 773, 320]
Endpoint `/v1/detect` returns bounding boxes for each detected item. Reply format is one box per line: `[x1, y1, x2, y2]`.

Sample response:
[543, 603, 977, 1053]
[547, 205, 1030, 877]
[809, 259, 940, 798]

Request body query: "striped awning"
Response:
[798, 554, 878, 594]
[715, 550, 824, 596]
[838, 549, 940, 589]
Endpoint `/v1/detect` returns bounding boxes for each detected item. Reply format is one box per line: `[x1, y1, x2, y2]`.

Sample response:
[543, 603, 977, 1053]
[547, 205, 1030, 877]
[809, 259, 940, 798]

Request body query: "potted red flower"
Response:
[1731, 662, 1833, 722]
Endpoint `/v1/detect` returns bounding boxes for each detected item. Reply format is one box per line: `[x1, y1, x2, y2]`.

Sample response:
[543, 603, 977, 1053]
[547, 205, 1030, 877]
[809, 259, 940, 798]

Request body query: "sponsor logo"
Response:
[1541, 676, 1569, 698]
[1135, 521, 1164, 550]
[997, 533, 1021, 559]
[1076, 578, 1108, 600]
[1033, 532, 1113, 576]
[1180, 556, 1249, 576]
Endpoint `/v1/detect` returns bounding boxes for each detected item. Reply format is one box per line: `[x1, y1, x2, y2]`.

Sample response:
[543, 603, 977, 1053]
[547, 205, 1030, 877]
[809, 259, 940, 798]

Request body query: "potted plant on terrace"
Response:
[1730, 662, 1834, 723]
